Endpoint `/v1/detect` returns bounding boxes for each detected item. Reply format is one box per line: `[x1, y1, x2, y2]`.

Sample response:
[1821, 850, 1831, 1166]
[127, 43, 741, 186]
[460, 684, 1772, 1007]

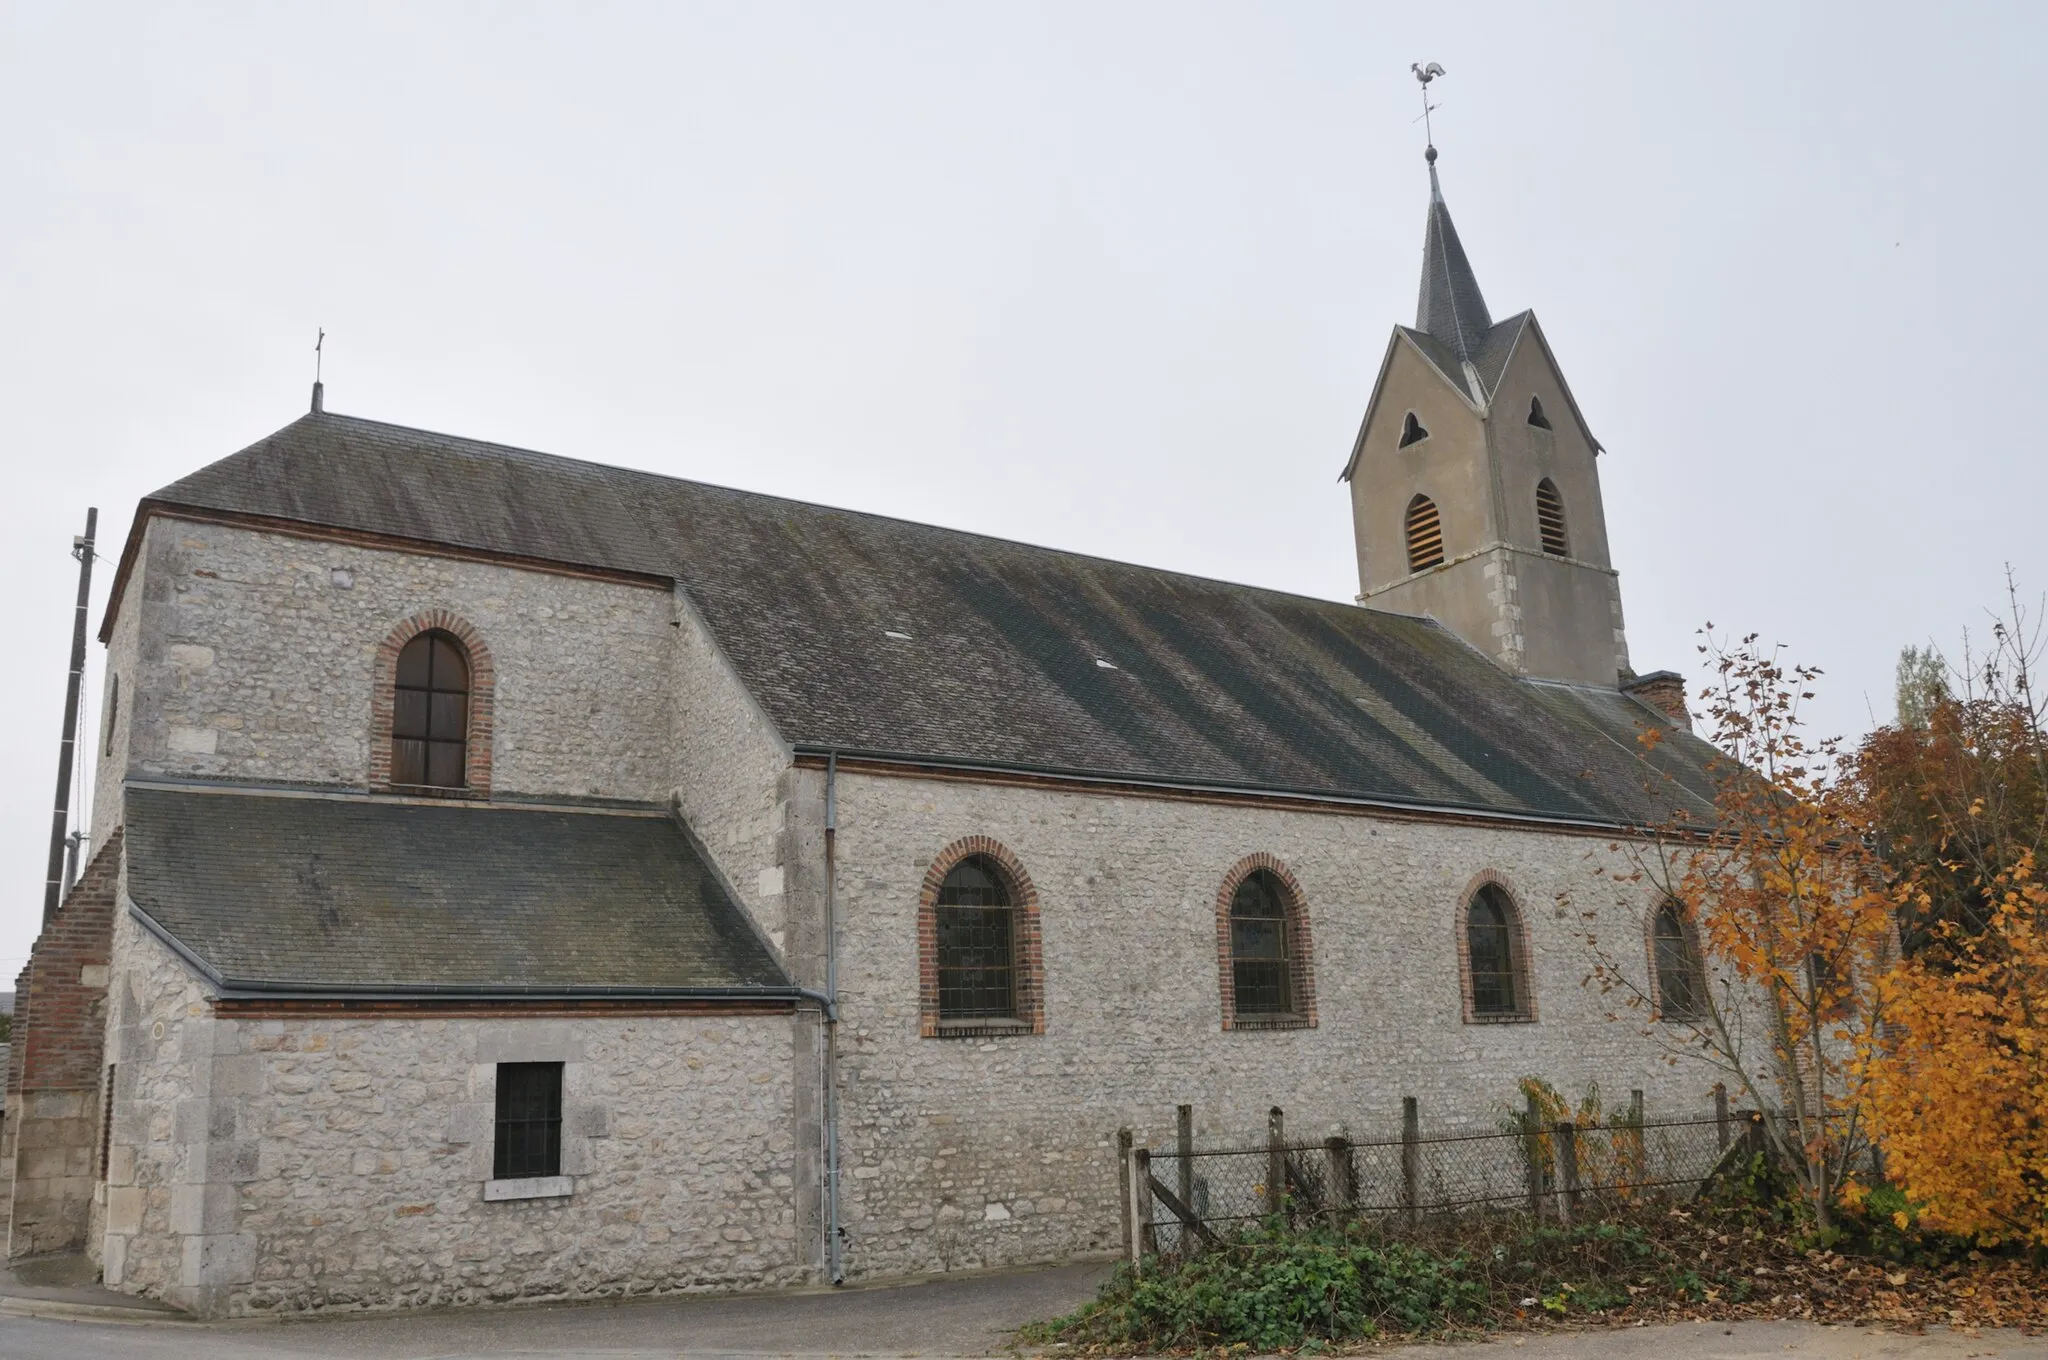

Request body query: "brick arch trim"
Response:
[1456, 869, 1538, 1024]
[917, 836, 1044, 1038]
[1215, 853, 1317, 1031]
[369, 611, 495, 795]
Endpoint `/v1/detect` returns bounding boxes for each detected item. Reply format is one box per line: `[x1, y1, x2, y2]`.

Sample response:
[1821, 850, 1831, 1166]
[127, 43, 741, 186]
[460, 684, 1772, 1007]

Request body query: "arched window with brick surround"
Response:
[1650, 899, 1708, 1022]
[917, 838, 1044, 1038]
[1459, 875, 1535, 1023]
[371, 612, 494, 794]
[393, 631, 469, 787]
[1216, 855, 1316, 1030]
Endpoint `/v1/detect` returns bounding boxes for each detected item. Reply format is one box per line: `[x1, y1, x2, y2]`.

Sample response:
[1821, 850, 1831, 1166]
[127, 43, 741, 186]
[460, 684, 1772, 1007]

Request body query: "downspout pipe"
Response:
[823, 751, 845, 1285]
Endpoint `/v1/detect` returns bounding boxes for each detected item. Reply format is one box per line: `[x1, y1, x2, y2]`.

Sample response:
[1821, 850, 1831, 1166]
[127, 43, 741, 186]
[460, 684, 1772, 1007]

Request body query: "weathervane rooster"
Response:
[1411, 62, 1446, 151]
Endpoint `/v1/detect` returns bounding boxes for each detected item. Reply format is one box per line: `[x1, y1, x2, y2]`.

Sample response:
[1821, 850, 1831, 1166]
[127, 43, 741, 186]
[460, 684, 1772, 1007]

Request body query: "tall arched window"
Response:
[392, 630, 471, 788]
[1464, 882, 1531, 1021]
[1652, 901, 1707, 1021]
[1215, 855, 1316, 1030]
[935, 856, 1015, 1021]
[1535, 479, 1569, 557]
[1229, 871, 1293, 1016]
[1405, 494, 1445, 572]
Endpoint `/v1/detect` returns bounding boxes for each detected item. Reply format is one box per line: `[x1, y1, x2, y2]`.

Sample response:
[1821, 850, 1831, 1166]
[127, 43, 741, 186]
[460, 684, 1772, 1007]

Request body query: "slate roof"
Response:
[1416, 161, 1494, 362]
[1395, 312, 1530, 407]
[127, 410, 1720, 828]
[122, 786, 792, 994]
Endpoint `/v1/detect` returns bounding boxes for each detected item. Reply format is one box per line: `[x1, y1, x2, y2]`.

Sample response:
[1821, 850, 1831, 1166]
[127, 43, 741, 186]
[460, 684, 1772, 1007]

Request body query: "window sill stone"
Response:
[1227, 1014, 1312, 1031]
[933, 1019, 1034, 1040]
[1464, 1011, 1536, 1025]
[484, 1175, 573, 1201]
[384, 782, 482, 801]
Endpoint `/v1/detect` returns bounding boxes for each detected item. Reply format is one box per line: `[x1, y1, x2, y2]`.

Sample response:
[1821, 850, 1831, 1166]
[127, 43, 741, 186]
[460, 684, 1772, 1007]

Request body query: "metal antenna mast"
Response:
[43, 507, 98, 923]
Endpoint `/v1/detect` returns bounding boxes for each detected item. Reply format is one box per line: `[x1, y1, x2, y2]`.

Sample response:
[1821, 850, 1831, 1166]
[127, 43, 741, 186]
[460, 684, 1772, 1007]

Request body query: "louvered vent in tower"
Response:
[1405, 495, 1445, 572]
[1536, 479, 1569, 557]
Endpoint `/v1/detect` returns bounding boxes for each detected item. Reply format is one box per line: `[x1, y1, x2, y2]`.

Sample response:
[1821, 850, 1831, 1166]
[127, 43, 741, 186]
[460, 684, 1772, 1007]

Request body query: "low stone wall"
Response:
[102, 917, 803, 1317]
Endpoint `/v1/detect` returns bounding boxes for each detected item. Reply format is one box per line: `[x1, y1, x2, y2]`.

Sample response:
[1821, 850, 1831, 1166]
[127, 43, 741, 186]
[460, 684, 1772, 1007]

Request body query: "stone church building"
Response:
[4, 155, 1721, 1315]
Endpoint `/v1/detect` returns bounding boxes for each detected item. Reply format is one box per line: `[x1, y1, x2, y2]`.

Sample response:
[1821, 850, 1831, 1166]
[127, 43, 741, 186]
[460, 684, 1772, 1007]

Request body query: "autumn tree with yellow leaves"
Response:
[1581, 632, 1895, 1231]
[1852, 584, 2048, 1247]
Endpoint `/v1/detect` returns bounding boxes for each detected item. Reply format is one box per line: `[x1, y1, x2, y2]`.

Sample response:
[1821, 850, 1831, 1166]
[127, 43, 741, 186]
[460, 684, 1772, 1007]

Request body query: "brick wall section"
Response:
[14, 832, 122, 1094]
[6, 961, 28, 1107]
[1622, 671, 1691, 731]
[6, 831, 122, 1258]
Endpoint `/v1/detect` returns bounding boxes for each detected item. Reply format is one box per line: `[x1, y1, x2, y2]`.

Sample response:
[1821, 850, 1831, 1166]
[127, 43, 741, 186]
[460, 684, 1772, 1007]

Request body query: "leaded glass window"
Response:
[1653, 902, 1707, 1021]
[1467, 885, 1522, 1017]
[1230, 870, 1294, 1016]
[393, 630, 469, 788]
[936, 857, 1015, 1021]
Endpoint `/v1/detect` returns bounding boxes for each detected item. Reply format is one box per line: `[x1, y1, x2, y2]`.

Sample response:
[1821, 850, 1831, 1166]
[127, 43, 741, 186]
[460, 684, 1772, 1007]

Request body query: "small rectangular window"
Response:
[493, 1062, 563, 1180]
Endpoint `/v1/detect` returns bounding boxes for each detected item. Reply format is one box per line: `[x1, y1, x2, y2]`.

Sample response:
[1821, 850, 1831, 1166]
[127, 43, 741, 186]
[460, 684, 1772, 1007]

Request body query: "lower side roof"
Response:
[123, 784, 793, 996]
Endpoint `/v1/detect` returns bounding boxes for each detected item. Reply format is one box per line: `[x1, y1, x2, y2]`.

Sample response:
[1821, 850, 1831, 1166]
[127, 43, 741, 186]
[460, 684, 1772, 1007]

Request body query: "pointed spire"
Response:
[1415, 146, 1492, 360]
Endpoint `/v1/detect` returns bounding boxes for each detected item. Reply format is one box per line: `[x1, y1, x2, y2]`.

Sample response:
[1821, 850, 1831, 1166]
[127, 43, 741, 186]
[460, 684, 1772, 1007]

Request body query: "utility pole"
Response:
[43, 508, 97, 924]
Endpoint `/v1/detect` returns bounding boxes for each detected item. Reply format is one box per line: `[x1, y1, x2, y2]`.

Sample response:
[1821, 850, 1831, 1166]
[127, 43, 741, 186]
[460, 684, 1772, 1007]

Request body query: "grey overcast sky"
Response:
[3, 2, 2044, 978]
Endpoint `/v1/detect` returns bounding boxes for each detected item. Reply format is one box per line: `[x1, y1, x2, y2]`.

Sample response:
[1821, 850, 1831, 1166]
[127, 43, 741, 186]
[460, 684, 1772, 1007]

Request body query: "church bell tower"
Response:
[1340, 143, 1631, 689]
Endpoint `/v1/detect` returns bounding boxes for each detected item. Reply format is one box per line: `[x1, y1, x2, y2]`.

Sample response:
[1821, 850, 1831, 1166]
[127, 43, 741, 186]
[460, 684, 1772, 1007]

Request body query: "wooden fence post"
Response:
[1177, 1104, 1194, 1221]
[1325, 1135, 1355, 1224]
[1132, 1147, 1156, 1262]
[1554, 1121, 1580, 1224]
[1118, 1128, 1134, 1260]
[1266, 1106, 1286, 1219]
[1625, 1089, 1646, 1194]
[1401, 1096, 1421, 1228]
[1522, 1091, 1545, 1218]
[1714, 1084, 1731, 1151]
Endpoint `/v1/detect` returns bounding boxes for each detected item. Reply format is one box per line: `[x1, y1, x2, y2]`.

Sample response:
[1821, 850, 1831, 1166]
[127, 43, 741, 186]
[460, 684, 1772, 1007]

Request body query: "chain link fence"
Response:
[1124, 1099, 1760, 1260]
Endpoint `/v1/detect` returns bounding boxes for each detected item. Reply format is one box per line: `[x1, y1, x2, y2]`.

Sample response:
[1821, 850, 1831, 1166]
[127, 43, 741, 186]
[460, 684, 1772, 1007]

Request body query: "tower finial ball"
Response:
[1425, 145, 1437, 165]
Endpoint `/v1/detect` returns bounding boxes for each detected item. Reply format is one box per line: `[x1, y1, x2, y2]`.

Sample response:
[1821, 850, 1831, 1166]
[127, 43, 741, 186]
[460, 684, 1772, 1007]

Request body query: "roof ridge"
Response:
[294, 411, 1399, 624]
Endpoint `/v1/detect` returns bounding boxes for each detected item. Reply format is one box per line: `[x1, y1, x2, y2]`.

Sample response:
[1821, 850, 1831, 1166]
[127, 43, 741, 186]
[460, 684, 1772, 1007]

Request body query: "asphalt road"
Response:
[0, 1260, 1108, 1359]
[0, 1269, 2038, 1360]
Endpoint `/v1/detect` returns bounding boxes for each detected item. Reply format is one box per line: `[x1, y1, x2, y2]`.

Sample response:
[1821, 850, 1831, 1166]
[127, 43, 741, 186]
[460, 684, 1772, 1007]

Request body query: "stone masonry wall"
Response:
[822, 771, 1724, 1280]
[668, 584, 794, 950]
[91, 563, 143, 855]
[102, 915, 802, 1317]
[120, 517, 675, 802]
[5, 833, 121, 1259]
